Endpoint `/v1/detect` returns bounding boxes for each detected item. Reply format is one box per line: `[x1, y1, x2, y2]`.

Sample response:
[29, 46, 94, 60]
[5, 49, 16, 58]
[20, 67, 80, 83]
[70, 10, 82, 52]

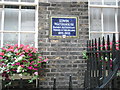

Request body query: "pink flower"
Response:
[38, 61, 42, 63]
[110, 42, 112, 45]
[14, 49, 18, 52]
[20, 65, 24, 68]
[29, 58, 33, 60]
[14, 44, 18, 47]
[100, 45, 103, 47]
[20, 55, 25, 57]
[32, 49, 37, 53]
[33, 68, 38, 70]
[34, 72, 38, 75]
[12, 69, 16, 71]
[22, 60, 27, 62]
[30, 61, 34, 65]
[38, 56, 42, 59]
[12, 64, 15, 66]
[0, 56, 3, 59]
[2, 48, 6, 51]
[20, 44, 24, 48]
[43, 58, 48, 62]
[28, 66, 33, 70]
[0, 52, 4, 56]
[28, 53, 33, 56]
[4, 65, 7, 67]
[34, 64, 38, 67]
[15, 62, 20, 65]
[116, 47, 119, 50]
[6, 49, 14, 52]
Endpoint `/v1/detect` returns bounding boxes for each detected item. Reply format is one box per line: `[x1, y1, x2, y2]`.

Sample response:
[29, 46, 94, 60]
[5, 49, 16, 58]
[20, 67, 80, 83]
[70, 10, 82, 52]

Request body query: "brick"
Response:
[39, 2, 50, 6]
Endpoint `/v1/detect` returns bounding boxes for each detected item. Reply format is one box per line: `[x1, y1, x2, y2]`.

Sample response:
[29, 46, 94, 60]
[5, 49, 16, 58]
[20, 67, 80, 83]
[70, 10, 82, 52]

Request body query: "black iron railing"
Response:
[84, 33, 120, 89]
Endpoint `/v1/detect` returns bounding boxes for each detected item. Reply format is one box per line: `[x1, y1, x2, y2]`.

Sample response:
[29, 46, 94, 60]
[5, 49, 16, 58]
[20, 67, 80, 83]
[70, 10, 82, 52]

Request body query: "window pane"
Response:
[90, 33, 102, 39]
[4, 0, 18, 2]
[21, 9, 35, 31]
[118, 0, 120, 6]
[104, 0, 116, 5]
[90, 8, 102, 31]
[20, 33, 35, 46]
[90, 0, 102, 5]
[21, 0, 34, 2]
[103, 8, 115, 31]
[4, 8, 19, 31]
[3, 33, 18, 45]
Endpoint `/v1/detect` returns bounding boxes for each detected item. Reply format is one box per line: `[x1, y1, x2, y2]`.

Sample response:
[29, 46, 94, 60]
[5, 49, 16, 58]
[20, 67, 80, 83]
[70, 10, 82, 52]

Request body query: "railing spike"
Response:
[92, 39, 94, 50]
[98, 37, 101, 51]
[87, 40, 89, 51]
[113, 33, 116, 43]
[103, 37, 105, 50]
[95, 38, 97, 50]
[107, 35, 110, 50]
[118, 33, 120, 50]
[53, 77, 56, 90]
[69, 75, 72, 90]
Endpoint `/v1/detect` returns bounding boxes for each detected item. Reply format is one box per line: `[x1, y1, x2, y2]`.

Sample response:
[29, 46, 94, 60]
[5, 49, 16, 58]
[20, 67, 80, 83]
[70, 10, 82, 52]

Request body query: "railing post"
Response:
[98, 38, 101, 86]
[94, 38, 98, 87]
[111, 33, 116, 89]
[89, 40, 92, 88]
[53, 77, 56, 90]
[20, 78, 23, 88]
[69, 75, 72, 90]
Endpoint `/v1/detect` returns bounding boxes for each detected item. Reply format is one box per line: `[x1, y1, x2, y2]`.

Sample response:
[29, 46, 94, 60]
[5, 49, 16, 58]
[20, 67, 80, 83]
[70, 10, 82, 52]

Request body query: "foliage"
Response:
[0, 44, 48, 85]
[82, 50, 88, 59]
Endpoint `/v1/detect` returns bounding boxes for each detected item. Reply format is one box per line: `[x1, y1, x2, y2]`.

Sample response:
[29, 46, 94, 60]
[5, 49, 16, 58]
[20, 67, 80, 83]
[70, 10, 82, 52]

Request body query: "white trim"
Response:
[0, 31, 36, 33]
[35, 2, 38, 48]
[101, 8, 104, 37]
[0, 2, 37, 6]
[88, 0, 90, 39]
[1, 5, 4, 47]
[102, 0, 104, 5]
[90, 31, 119, 33]
[89, 5, 118, 8]
[115, 8, 118, 39]
[116, 0, 118, 6]
[18, 5, 21, 46]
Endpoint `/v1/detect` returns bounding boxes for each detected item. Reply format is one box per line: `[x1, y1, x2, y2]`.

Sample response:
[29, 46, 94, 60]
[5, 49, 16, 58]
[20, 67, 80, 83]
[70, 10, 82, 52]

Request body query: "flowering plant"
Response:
[0, 44, 48, 84]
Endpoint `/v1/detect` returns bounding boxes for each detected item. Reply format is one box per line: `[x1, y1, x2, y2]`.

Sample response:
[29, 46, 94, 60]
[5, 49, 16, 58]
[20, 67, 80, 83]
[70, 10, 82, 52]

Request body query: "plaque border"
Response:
[50, 16, 79, 38]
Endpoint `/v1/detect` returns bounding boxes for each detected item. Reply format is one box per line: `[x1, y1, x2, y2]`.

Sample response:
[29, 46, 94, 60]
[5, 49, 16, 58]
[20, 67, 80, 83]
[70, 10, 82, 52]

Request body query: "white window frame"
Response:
[89, 0, 119, 40]
[0, 0, 38, 48]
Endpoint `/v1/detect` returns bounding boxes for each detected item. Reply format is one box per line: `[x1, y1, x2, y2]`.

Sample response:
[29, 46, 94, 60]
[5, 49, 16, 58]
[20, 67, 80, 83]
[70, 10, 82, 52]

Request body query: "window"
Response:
[4, 0, 18, 2]
[103, 8, 115, 32]
[118, 8, 120, 32]
[89, 0, 118, 40]
[90, 8, 101, 31]
[21, 6, 35, 31]
[104, 0, 116, 5]
[4, 6, 19, 31]
[21, 0, 35, 2]
[0, 0, 38, 47]
[90, 0, 102, 5]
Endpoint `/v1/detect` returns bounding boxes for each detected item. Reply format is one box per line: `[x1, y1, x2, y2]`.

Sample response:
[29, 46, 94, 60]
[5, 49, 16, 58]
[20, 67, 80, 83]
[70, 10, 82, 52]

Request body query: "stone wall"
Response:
[38, 1, 88, 89]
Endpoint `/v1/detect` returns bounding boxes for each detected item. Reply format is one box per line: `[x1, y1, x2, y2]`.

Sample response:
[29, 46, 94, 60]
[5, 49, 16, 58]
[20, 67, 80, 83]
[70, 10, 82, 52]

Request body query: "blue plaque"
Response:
[50, 16, 78, 38]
